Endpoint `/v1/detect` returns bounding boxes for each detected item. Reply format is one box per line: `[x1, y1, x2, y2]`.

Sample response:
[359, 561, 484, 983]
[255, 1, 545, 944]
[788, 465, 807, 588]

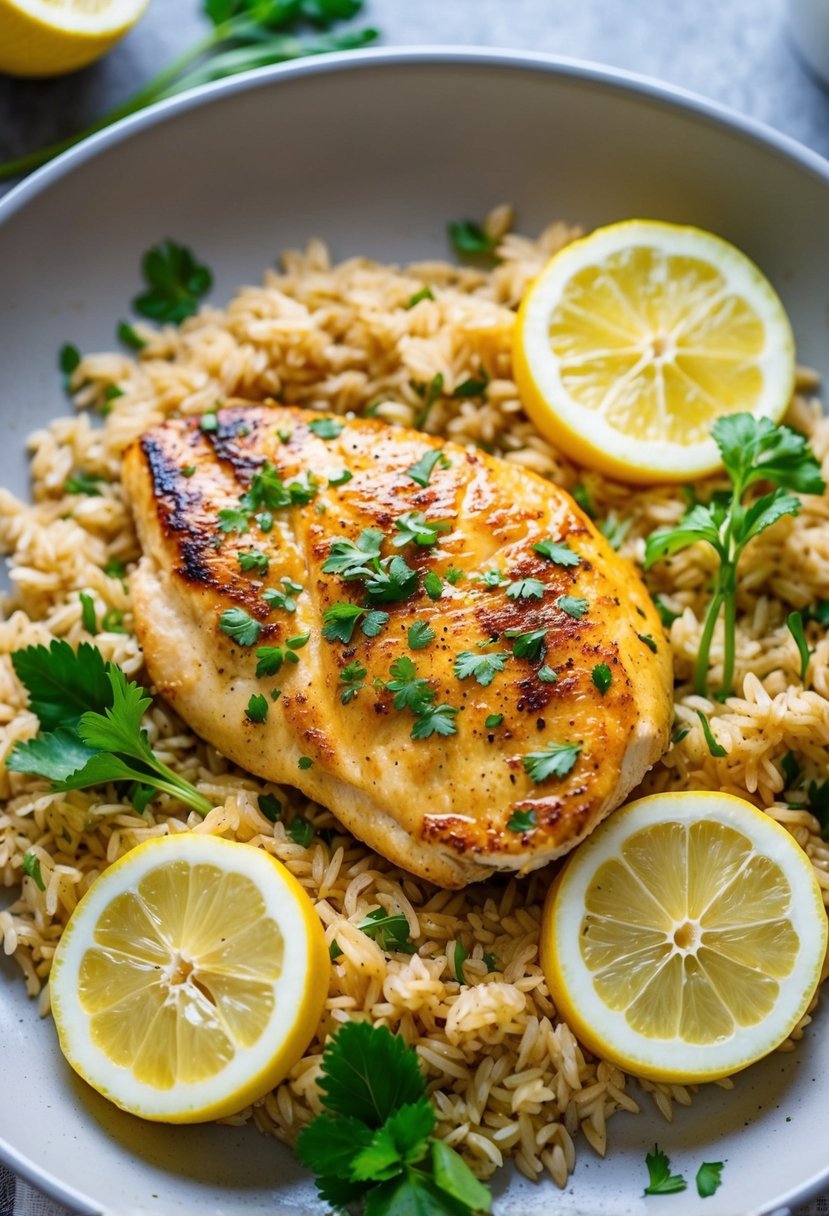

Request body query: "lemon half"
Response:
[0, 0, 149, 77]
[541, 791, 827, 1083]
[514, 220, 795, 483]
[50, 833, 329, 1122]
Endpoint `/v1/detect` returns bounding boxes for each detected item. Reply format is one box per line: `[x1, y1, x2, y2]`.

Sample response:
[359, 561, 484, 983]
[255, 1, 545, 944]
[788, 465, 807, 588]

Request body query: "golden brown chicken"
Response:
[123, 405, 672, 887]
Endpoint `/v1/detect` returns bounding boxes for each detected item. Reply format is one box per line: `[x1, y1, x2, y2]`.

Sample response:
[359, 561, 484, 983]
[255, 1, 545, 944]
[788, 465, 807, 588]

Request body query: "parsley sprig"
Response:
[323, 529, 420, 604]
[645, 415, 824, 697]
[0, 1, 378, 183]
[296, 1021, 491, 1215]
[7, 641, 212, 816]
[133, 240, 212, 324]
[384, 657, 459, 740]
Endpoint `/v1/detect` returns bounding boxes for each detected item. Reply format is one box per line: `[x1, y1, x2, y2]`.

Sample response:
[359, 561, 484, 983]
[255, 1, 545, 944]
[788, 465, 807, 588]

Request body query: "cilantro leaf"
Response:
[556, 595, 589, 619]
[506, 576, 545, 601]
[309, 416, 344, 439]
[523, 741, 581, 783]
[11, 640, 111, 730]
[340, 661, 367, 704]
[330, 908, 416, 960]
[505, 627, 547, 662]
[533, 537, 581, 566]
[696, 1160, 724, 1198]
[254, 646, 284, 677]
[507, 808, 536, 833]
[408, 621, 436, 650]
[411, 704, 459, 740]
[406, 450, 444, 488]
[393, 511, 451, 549]
[133, 239, 212, 325]
[592, 663, 612, 694]
[219, 607, 262, 647]
[453, 650, 509, 687]
[644, 1145, 687, 1195]
[316, 1021, 427, 1128]
[263, 577, 302, 612]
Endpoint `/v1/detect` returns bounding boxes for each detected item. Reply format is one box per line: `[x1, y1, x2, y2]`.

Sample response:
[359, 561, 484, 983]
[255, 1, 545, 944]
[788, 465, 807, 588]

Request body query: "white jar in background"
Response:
[789, 0, 829, 86]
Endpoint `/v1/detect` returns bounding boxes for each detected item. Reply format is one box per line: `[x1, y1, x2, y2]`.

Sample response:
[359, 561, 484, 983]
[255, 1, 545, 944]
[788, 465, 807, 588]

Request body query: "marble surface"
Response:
[1, 0, 829, 192]
[1, 3, 829, 1215]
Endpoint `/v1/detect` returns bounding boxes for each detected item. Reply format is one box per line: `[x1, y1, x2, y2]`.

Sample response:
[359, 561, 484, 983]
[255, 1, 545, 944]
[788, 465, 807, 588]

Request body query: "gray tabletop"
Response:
[1, 2, 828, 1215]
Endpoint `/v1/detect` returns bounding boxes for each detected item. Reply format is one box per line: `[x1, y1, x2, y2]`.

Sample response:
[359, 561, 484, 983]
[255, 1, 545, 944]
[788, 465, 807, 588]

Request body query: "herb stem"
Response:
[719, 565, 738, 697]
[140, 773, 214, 817]
[694, 587, 724, 697]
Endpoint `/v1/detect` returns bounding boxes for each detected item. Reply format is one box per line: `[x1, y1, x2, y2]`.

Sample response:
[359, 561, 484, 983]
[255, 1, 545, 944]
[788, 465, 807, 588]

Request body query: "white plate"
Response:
[1, 48, 828, 1216]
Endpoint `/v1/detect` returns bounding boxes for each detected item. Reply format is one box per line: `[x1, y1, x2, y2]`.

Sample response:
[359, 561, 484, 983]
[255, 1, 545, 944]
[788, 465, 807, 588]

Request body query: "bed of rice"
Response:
[1, 207, 828, 1191]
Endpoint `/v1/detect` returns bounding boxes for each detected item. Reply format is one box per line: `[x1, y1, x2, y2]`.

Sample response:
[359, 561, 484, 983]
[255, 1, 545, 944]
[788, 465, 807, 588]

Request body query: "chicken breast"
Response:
[123, 405, 672, 888]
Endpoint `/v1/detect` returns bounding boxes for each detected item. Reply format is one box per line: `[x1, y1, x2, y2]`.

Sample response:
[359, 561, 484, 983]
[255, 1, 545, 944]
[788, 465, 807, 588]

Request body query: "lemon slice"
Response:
[540, 791, 827, 1083]
[513, 220, 795, 484]
[49, 833, 329, 1122]
[0, 0, 149, 78]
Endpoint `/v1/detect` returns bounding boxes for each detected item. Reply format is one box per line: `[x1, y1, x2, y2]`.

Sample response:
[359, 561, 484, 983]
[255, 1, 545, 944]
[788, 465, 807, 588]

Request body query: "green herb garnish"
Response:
[556, 595, 589, 619]
[330, 907, 416, 960]
[505, 627, 547, 662]
[644, 1145, 686, 1195]
[645, 414, 824, 696]
[405, 449, 445, 487]
[696, 1161, 724, 1198]
[328, 469, 353, 487]
[453, 940, 469, 983]
[485, 713, 503, 730]
[22, 852, 46, 891]
[408, 620, 436, 650]
[217, 506, 250, 534]
[393, 510, 451, 548]
[237, 548, 269, 574]
[537, 664, 557, 684]
[7, 640, 212, 816]
[79, 592, 97, 635]
[322, 602, 389, 643]
[258, 793, 282, 822]
[786, 610, 813, 681]
[65, 471, 103, 496]
[523, 741, 581, 783]
[592, 663, 612, 694]
[637, 633, 658, 653]
[506, 577, 545, 601]
[218, 607, 262, 647]
[246, 694, 269, 723]
[288, 814, 314, 845]
[133, 240, 212, 324]
[423, 571, 444, 600]
[532, 537, 581, 566]
[453, 650, 509, 687]
[697, 711, 728, 757]
[452, 369, 489, 398]
[117, 321, 146, 351]
[406, 285, 434, 309]
[415, 371, 444, 430]
[507, 809, 536, 833]
[340, 661, 367, 704]
[309, 416, 344, 440]
[448, 219, 498, 257]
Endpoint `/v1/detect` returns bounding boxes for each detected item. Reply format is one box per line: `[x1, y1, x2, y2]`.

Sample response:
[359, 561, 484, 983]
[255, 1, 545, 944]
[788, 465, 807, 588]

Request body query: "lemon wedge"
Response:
[49, 833, 329, 1122]
[0, 0, 149, 77]
[513, 220, 795, 484]
[540, 791, 827, 1083]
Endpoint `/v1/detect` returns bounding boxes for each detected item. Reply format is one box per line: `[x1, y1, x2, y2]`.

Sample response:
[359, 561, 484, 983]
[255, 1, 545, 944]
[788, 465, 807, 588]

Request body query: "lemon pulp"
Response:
[541, 792, 827, 1082]
[0, 0, 149, 77]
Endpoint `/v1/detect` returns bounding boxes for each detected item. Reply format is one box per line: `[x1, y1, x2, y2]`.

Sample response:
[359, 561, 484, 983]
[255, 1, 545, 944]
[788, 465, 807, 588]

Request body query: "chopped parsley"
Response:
[506, 576, 545, 601]
[410, 703, 459, 739]
[592, 663, 612, 694]
[505, 627, 547, 662]
[599, 514, 633, 551]
[101, 609, 126, 633]
[286, 633, 309, 650]
[507, 808, 536, 833]
[408, 620, 436, 650]
[415, 371, 444, 430]
[323, 529, 384, 576]
[445, 566, 464, 585]
[117, 320, 146, 351]
[219, 607, 262, 647]
[241, 462, 317, 511]
[453, 650, 509, 687]
[330, 907, 416, 959]
[133, 239, 212, 324]
[405, 448, 446, 487]
[697, 711, 728, 757]
[263, 577, 303, 613]
[786, 610, 812, 681]
[637, 632, 658, 653]
[339, 661, 367, 704]
[246, 694, 269, 723]
[199, 409, 219, 432]
[571, 482, 596, 518]
[65, 470, 102, 496]
[523, 741, 581, 783]
[237, 549, 269, 574]
[393, 510, 451, 548]
[217, 506, 250, 534]
[102, 558, 127, 580]
[533, 537, 581, 566]
[453, 939, 469, 983]
[308, 416, 344, 440]
[384, 657, 458, 740]
[406, 285, 435, 308]
[696, 1161, 724, 1199]
[22, 851, 46, 891]
[328, 468, 353, 487]
[322, 602, 389, 643]
[644, 1145, 686, 1196]
[654, 595, 682, 627]
[423, 571, 444, 600]
[452, 369, 489, 398]
[556, 595, 589, 619]
[478, 568, 509, 588]
[255, 646, 297, 677]
[288, 814, 314, 845]
[484, 713, 503, 729]
[258, 793, 282, 822]
[79, 592, 97, 635]
[59, 342, 81, 387]
[448, 218, 498, 257]
[297, 756, 313, 771]
[537, 665, 557, 684]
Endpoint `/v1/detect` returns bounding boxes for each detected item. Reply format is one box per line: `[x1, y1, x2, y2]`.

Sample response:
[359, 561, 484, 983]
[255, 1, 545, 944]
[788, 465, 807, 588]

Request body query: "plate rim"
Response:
[1, 44, 828, 1216]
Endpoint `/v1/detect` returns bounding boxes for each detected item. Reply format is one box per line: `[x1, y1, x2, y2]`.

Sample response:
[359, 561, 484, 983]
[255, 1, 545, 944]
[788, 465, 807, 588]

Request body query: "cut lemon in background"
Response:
[49, 833, 329, 1122]
[513, 220, 796, 484]
[540, 791, 827, 1083]
[0, 0, 149, 78]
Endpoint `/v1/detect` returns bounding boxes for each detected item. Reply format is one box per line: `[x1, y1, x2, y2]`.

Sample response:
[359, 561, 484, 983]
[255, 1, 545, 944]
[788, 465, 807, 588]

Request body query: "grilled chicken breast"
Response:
[123, 405, 672, 887]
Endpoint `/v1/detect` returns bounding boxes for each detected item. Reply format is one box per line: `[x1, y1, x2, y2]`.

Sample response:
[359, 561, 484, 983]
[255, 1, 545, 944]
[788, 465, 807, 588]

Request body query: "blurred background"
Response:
[1, 0, 829, 201]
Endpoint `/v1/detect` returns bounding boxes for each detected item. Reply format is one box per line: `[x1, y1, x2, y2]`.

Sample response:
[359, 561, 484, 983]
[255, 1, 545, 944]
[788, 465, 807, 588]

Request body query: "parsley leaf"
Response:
[59, 342, 81, 386]
[507, 808, 536, 833]
[309, 415, 344, 439]
[645, 414, 825, 696]
[22, 852, 46, 891]
[217, 506, 250, 534]
[237, 548, 269, 574]
[246, 694, 268, 723]
[485, 713, 503, 729]
[592, 663, 612, 694]
[322, 602, 364, 643]
[644, 1145, 687, 1195]
[506, 627, 547, 662]
[696, 1160, 724, 1198]
[405, 449, 445, 487]
[362, 609, 390, 637]
[254, 646, 285, 677]
[453, 369, 489, 398]
[117, 320, 146, 351]
[288, 815, 314, 845]
[314, 1021, 427, 1127]
[298, 756, 313, 770]
[453, 650, 509, 687]
[411, 703, 459, 739]
[533, 537, 581, 566]
[506, 576, 545, 601]
[263, 577, 303, 613]
[330, 907, 416, 960]
[445, 566, 464, 585]
[538, 664, 557, 683]
[406, 285, 434, 308]
[408, 620, 436, 650]
[453, 940, 469, 984]
[328, 468, 353, 487]
[415, 371, 444, 430]
[219, 607, 262, 647]
[523, 741, 581, 783]
[241, 462, 317, 511]
[556, 595, 589, 619]
[385, 657, 434, 713]
[393, 510, 451, 548]
[477, 568, 509, 588]
[638, 632, 658, 653]
[11, 640, 111, 730]
[323, 528, 385, 577]
[258, 792, 282, 822]
[340, 661, 367, 704]
[133, 239, 212, 325]
[79, 592, 97, 635]
[65, 470, 102, 496]
[787, 610, 813, 681]
[423, 571, 444, 600]
[363, 555, 419, 604]
[448, 219, 497, 257]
